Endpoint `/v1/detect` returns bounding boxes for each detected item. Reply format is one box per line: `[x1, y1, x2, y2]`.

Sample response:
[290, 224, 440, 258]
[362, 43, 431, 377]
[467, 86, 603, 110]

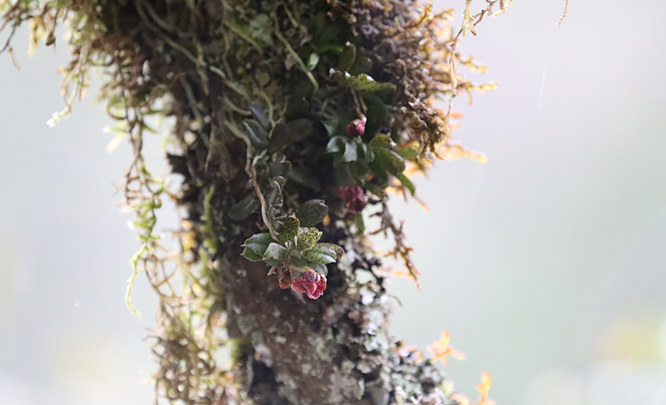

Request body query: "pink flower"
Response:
[336, 185, 368, 212]
[346, 118, 366, 137]
[291, 270, 327, 299]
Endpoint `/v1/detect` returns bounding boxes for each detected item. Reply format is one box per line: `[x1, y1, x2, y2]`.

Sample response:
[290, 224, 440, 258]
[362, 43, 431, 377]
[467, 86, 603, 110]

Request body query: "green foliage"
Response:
[295, 199, 328, 227]
[329, 69, 396, 93]
[326, 131, 411, 193]
[337, 43, 356, 72]
[242, 215, 342, 277]
[241, 232, 274, 262]
[243, 119, 269, 150]
[228, 193, 260, 221]
[125, 168, 164, 318]
[276, 216, 300, 243]
[296, 227, 322, 251]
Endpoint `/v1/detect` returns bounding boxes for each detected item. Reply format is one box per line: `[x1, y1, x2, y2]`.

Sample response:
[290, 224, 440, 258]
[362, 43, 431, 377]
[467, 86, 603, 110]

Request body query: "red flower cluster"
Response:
[290, 270, 327, 300]
[336, 185, 368, 212]
[346, 118, 366, 137]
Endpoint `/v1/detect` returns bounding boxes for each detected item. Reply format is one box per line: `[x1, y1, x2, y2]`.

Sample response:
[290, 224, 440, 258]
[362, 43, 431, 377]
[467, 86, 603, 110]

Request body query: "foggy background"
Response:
[1, 1, 665, 404]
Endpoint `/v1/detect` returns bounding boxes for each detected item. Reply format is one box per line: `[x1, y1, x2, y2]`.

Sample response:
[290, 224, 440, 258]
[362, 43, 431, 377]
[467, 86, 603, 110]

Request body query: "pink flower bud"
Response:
[335, 185, 368, 213]
[290, 270, 327, 299]
[346, 118, 366, 137]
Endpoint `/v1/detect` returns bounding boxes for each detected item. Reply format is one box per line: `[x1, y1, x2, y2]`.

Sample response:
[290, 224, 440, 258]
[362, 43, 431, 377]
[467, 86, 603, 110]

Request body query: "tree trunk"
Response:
[1, 0, 500, 403]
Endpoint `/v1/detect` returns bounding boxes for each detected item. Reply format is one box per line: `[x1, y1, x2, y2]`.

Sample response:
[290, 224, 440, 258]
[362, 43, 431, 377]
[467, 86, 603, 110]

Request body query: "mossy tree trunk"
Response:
[2, 0, 506, 403]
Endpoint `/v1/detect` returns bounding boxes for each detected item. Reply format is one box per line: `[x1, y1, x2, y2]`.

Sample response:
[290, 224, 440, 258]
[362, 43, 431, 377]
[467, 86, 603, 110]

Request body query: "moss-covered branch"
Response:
[2, 0, 510, 403]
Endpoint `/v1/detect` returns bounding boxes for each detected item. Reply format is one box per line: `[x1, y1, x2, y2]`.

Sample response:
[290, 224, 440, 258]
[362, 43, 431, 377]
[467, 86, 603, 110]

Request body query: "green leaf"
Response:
[369, 134, 394, 149]
[322, 120, 339, 137]
[349, 162, 371, 179]
[338, 42, 356, 72]
[309, 262, 328, 276]
[268, 123, 289, 153]
[277, 216, 300, 242]
[228, 193, 260, 220]
[308, 243, 339, 258]
[329, 69, 396, 92]
[243, 233, 274, 246]
[349, 47, 373, 75]
[316, 21, 342, 48]
[365, 183, 385, 198]
[375, 149, 405, 175]
[362, 93, 390, 137]
[241, 232, 273, 258]
[285, 96, 310, 119]
[314, 243, 344, 260]
[242, 246, 264, 262]
[396, 172, 416, 195]
[297, 227, 323, 251]
[360, 143, 375, 162]
[395, 145, 420, 159]
[288, 166, 321, 190]
[243, 246, 269, 258]
[249, 101, 270, 129]
[264, 242, 288, 261]
[326, 136, 346, 153]
[307, 53, 320, 71]
[368, 133, 404, 180]
[269, 155, 292, 177]
[368, 160, 389, 185]
[303, 249, 336, 265]
[296, 199, 328, 227]
[286, 118, 316, 143]
[343, 141, 359, 162]
[355, 212, 365, 235]
[291, 256, 310, 268]
[243, 119, 268, 150]
[264, 258, 282, 267]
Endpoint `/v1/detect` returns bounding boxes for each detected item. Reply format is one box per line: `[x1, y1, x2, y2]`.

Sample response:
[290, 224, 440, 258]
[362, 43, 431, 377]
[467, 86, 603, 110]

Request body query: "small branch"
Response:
[273, 17, 318, 92]
[226, 121, 279, 240]
[249, 159, 279, 240]
[558, 0, 570, 27]
[371, 203, 421, 286]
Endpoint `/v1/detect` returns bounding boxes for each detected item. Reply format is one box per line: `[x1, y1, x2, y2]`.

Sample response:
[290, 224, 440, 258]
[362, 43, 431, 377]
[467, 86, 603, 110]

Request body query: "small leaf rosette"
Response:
[241, 201, 343, 299]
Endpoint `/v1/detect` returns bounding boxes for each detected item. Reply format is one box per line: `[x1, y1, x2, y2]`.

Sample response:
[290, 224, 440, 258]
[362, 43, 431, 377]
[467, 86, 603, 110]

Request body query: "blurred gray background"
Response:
[1, 1, 665, 404]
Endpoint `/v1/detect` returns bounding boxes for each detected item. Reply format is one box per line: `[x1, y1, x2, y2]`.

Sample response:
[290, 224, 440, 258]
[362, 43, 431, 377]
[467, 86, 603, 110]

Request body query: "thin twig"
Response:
[249, 159, 279, 240]
[273, 17, 318, 92]
[558, 0, 570, 27]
